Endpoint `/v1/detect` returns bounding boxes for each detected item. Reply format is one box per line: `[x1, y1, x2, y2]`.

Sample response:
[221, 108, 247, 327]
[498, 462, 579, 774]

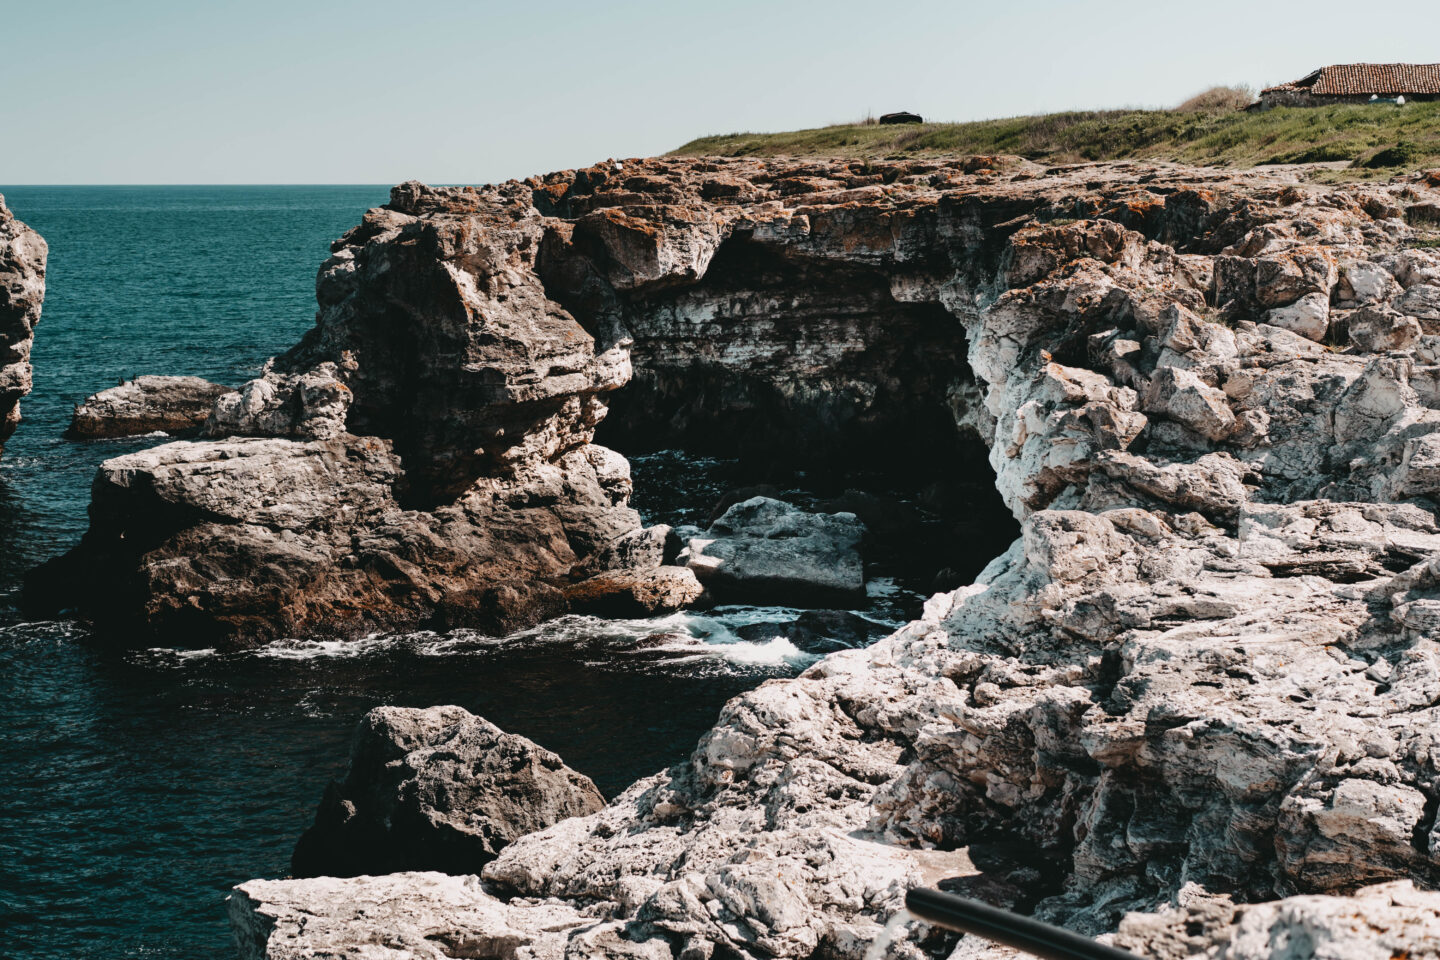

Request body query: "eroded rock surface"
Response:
[1116, 881, 1440, 960]
[58, 156, 1434, 955]
[291, 706, 605, 878]
[66, 375, 233, 439]
[0, 196, 47, 455]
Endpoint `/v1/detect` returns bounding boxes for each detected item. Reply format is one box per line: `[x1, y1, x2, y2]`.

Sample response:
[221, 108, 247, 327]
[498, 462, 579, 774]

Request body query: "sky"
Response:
[4, 0, 1440, 185]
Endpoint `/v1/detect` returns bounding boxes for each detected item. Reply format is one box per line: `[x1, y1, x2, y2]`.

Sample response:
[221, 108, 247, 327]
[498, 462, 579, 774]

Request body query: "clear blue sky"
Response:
[5, 0, 1440, 184]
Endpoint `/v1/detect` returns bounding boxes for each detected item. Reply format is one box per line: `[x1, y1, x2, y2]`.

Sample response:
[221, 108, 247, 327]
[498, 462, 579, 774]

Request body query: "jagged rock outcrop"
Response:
[73, 157, 1437, 955]
[291, 706, 605, 878]
[66, 375, 234, 439]
[1115, 881, 1440, 960]
[681, 496, 867, 606]
[0, 196, 47, 455]
[24, 182, 662, 647]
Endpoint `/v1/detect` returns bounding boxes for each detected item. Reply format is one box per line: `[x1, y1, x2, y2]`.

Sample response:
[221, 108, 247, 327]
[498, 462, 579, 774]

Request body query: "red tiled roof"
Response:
[1263, 63, 1440, 96]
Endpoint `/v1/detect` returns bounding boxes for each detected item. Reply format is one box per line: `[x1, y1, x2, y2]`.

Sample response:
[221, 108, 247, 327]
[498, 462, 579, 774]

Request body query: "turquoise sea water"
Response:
[0, 187, 901, 960]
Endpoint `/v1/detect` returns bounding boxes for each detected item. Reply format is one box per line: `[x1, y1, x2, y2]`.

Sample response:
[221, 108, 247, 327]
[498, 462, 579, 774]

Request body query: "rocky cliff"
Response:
[208, 155, 1440, 958]
[0, 196, 47, 456]
[24, 181, 663, 647]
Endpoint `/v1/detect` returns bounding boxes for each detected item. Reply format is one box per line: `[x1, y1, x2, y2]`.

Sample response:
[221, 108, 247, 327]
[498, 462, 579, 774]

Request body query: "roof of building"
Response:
[1263, 63, 1440, 96]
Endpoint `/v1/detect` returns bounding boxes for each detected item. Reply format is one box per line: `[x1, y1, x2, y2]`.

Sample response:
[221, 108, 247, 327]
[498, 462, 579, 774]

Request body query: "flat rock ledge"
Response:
[230, 875, 1440, 960]
[0, 195, 47, 456]
[291, 706, 605, 878]
[66, 375, 233, 439]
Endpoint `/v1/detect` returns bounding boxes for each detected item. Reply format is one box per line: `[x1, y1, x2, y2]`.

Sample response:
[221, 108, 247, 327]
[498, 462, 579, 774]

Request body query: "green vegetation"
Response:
[670, 100, 1440, 180]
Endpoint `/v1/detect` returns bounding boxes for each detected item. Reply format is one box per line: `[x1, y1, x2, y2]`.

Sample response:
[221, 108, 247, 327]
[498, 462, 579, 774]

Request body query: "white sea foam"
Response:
[710, 635, 816, 666]
[135, 606, 836, 672]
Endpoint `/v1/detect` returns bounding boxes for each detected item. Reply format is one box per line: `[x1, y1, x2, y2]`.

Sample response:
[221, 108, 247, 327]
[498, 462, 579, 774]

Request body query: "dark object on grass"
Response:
[904, 887, 1143, 960]
[880, 111, 923, 125]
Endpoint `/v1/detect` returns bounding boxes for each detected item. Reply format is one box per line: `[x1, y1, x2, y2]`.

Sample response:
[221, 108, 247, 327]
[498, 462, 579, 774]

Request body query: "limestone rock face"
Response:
[682, 496, 866, 606]
[290, 706, 605, 878]
[0, 196, 46, 455]
[66, 375, 234, 439]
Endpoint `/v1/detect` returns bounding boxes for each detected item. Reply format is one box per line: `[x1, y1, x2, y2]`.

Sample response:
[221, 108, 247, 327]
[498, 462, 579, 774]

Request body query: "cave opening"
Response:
[590, 235, 1022, 603]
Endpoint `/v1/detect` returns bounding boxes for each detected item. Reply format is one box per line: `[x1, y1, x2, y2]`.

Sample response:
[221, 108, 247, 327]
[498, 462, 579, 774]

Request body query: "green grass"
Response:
[669, 103, 1440, 178]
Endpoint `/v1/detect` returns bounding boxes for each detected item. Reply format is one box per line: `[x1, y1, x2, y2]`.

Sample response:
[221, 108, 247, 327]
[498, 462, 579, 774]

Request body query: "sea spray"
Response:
[863, 910, 914, 960]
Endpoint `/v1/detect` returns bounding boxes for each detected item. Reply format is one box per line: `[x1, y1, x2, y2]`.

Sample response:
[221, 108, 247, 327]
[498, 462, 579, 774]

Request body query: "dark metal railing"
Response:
[904, 888, 1144, 960]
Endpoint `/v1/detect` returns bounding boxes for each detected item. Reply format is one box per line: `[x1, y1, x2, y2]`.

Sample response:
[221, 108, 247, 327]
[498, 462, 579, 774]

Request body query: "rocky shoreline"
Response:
[15, 156, 1440, 956]
[213, 156, 1440, 957]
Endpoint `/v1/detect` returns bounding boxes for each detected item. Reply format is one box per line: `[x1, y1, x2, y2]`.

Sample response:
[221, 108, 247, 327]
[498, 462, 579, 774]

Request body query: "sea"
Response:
[0, 187, 928, 960]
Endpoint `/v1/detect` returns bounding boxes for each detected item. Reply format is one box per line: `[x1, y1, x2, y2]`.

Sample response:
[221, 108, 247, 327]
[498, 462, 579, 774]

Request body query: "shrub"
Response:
[1175, 85, 1256, 113]
[1259, 143, 1360, 165]
[1365, 141, 1420, 168]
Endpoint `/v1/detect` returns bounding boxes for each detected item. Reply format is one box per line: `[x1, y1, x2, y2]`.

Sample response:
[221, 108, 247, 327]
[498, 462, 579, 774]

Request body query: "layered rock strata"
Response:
[291, 706, 605, 878]
[66, 375, 234, 439]
[208, 156, 1440, 958]
[0, 196, 47, 455]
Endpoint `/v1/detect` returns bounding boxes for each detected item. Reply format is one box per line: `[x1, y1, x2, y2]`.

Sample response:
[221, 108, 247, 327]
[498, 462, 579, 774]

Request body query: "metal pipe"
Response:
[903, 888, 1143, 960]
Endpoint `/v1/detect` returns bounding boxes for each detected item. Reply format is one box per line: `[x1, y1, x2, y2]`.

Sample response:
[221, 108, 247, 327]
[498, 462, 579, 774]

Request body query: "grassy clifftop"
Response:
[670, 103, 1440, 178]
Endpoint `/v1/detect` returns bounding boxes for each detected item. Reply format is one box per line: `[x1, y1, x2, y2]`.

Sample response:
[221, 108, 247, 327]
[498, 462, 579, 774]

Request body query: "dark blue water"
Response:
[0, 188, 903, 960]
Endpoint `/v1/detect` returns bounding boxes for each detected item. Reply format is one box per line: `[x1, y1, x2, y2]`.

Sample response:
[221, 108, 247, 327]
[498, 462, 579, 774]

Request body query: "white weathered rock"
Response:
[1337, 259, 1403, 306]
[1115, 881, 1440, 960]
[1265, 291, 1330, 341]
[1143, 366, 1236, 439]
[1398, 282, 1440, 322]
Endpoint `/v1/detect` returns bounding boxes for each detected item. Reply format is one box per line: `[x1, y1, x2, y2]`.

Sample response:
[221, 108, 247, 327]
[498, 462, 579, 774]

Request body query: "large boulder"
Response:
[66, 375, 234, 439]
[0, 195, 46, 455]
[291, 706, 605, 878]
[682, 496, 866, 606]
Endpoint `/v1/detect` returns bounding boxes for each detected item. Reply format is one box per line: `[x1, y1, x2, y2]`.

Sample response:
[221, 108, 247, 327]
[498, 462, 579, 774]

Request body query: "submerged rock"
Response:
[0, 196, 47, 456]
[682, 496, 866, 606]
[66, 375, 234, 439]
[734, 609, 889, 654]
[291, 705, 605, 878]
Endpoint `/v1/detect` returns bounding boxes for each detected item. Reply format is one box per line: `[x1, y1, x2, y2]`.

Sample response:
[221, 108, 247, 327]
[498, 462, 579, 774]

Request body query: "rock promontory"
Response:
[0, 196, 47, 456]
[24, 180, 668, 647]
